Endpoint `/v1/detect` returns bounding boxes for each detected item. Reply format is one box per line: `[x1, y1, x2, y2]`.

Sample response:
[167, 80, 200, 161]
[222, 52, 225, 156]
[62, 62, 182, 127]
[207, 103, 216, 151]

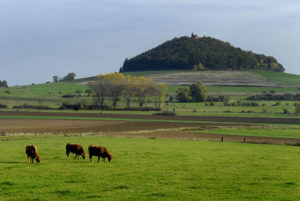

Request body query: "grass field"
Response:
[0, 136, 299, 201]
[252, 70, 300, 86]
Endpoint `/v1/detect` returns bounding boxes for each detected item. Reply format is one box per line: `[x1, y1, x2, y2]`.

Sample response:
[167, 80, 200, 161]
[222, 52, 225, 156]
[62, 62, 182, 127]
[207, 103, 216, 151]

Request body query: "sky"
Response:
[0, 0, 300, 86]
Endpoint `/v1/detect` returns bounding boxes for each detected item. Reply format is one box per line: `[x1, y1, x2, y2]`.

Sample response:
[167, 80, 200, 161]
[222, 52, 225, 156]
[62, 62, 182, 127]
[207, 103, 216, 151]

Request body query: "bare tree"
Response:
[88, 75, 109, 110]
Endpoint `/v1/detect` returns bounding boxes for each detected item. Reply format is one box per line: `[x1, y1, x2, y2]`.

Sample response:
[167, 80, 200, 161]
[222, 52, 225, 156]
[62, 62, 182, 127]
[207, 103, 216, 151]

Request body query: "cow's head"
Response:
[36, 155, 41, 163]
[82, 153, 87, 160]
[108, 154, 113, 162]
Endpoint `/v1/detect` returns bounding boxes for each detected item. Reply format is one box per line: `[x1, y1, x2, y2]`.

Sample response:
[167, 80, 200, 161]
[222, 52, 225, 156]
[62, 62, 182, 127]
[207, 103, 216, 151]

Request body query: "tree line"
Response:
[89, 73, 167, 110]
[53, 73, 76, 82]
[121, 36, 284, 72]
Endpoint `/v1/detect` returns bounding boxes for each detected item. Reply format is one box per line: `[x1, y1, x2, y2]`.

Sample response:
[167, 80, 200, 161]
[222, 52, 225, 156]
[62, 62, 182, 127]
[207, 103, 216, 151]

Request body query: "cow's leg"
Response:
[31, 157, 34, 163]
[89, 156, 93, 163]
[27, 156, 30, 163]
[74, 154, 77, 159]
[103, 158, 106, 163]
[66, 151, 70, 158]
[98, 156, 100, 163]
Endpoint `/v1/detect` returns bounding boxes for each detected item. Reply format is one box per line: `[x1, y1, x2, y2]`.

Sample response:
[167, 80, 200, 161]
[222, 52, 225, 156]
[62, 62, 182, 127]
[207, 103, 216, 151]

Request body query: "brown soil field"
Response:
[0, 119, 201, 133]
[1, 111, 300, 145]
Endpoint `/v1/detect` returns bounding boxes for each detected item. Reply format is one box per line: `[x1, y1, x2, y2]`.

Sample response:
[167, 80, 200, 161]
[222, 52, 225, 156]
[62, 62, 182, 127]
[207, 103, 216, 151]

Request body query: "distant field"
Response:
[252, 70, 300, 86]
[168, 85, 300, 94]
[0, 136, 299, 201]
[0, 81, 90, 97]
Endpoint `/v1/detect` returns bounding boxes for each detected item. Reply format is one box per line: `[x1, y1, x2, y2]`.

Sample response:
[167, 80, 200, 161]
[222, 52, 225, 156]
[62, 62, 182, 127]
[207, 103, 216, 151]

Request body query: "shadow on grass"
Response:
[0, 161, 28, 164]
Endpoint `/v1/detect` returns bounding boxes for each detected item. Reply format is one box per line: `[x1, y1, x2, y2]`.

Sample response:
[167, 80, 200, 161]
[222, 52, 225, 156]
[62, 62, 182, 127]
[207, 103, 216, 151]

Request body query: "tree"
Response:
[193, 62, 205, 71]
[104, 73, 126, 109]
[85, 89, 93, 96]
[122, 75, 137, 108]
[176, 87, 191, 102]
[190, 82, 207, 102]
[52, 75, 59, 82]
[152, 82, 167, 109]
[0, 80, 8, 88]
[63, 73, 76, 81]
[88, 75, 109, 110]
[135, 76, 153, 108]
[295, 103, 300, 114]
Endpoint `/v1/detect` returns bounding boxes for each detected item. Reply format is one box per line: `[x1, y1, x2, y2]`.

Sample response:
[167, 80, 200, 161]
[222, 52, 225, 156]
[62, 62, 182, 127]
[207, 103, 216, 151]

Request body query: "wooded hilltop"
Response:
[120, 34, 284, 72]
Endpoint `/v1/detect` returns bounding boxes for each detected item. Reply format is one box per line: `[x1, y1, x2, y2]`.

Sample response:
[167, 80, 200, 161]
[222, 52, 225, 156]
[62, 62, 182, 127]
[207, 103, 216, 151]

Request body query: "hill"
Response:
[121, 34, 284, 72]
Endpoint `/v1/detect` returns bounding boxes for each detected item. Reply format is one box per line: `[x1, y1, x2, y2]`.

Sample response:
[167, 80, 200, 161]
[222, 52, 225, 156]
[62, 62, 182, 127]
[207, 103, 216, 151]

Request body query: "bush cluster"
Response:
[0, 104, 8, 108]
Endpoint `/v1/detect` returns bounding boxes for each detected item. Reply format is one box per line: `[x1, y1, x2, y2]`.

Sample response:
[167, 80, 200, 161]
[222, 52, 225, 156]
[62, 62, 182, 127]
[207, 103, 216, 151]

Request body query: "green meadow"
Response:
[0, 136, 299, 201]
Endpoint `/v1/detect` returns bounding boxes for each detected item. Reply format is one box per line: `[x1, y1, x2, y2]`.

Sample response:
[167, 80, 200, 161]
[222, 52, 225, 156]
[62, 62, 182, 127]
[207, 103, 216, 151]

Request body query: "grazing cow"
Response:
[66, 143, 86, 159]
[26, 145, 41, 163]
[88, 145, 112, 163]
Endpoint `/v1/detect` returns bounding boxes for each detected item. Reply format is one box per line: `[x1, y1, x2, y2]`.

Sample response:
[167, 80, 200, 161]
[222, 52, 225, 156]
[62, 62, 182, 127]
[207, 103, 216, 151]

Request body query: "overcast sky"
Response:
[1, 0, 300, 86]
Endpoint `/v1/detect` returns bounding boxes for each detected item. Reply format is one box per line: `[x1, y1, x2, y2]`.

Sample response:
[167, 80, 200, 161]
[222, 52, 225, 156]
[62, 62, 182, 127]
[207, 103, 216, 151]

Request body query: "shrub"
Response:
[251, 102, 259, 106]
[62, 94, 75, 98]
[272, 101, 281, 106]
[295, 103, 300, 113]
[283, 109, 290, 114]
[153, 111, 176, 116]
[13, 104, 51, 110]
[0, 104, 8, 108]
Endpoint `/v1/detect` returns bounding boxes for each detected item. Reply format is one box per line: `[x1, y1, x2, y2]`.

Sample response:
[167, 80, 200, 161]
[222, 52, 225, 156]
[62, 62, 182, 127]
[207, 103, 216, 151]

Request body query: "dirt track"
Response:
[1, 111, 300, 145]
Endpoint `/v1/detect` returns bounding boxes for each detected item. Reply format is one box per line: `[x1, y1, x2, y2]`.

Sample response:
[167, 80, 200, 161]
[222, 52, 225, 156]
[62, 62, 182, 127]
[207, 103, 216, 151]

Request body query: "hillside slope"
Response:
[121, 35, 284, 72]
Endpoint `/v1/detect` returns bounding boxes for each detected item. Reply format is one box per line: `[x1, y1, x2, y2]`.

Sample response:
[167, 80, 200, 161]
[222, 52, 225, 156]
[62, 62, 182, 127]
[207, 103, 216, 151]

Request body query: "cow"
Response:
[66, 143, 86, 159]
[26, 145, 41, 163]
[88, 145, 112, 163]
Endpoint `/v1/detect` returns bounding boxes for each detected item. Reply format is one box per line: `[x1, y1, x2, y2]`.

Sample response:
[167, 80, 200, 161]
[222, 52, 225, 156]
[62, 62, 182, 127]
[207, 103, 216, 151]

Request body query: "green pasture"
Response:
[164, 101, 300, 116]
[251, 70, 300, 86]
[0, 81, 90, 97]
[0, 136, 299, 201]
[168, 85, 300, 94]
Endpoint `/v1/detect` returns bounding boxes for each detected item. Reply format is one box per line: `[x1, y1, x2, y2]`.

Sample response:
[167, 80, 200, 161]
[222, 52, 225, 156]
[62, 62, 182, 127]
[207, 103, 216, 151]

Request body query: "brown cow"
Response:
[26, 145, 41, 163]
[66, 143, 86, 159]
[88, 145, 112, 163]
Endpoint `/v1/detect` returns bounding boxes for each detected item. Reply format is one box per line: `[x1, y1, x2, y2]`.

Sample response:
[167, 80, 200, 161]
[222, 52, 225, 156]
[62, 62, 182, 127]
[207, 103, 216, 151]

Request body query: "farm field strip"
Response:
[2, 114, 300, 128]
[2, 111, 300, 124]
[191, 126, 300, 139]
